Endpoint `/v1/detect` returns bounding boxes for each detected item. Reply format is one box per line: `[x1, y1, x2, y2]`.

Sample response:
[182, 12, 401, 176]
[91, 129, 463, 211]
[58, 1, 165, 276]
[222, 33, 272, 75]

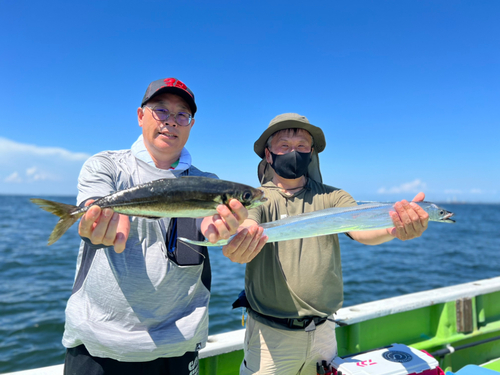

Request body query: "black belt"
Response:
[232, 290, 348, 331]
[250, 309, 328, 331]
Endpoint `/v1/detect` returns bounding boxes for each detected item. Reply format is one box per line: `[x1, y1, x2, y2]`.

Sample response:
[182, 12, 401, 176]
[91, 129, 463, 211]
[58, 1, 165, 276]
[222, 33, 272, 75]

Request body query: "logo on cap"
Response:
[163, 78, 192, 97]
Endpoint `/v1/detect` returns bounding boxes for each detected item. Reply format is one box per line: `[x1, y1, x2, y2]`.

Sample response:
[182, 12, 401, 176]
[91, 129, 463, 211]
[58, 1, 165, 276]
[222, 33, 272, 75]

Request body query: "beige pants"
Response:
[240, 315, 338, 375]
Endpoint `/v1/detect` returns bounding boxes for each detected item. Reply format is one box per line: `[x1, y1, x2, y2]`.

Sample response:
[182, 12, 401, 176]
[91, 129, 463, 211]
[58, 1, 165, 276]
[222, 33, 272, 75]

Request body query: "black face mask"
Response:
[270, 150, 312, 179]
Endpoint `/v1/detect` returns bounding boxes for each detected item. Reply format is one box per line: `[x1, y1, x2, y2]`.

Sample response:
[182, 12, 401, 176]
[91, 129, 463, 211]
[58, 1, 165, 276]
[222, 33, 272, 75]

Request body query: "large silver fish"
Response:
[179, 201, 455, 247]
[31, 176, 267, 245]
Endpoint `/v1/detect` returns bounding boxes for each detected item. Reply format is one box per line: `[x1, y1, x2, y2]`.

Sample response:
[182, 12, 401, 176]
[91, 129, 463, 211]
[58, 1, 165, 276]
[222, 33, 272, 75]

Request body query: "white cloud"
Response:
[5, 171, 22, 183]
[26, 167, 37, 176]
[377, 179, 427, 194]
[444, 189, 463, 194]
[470, 189, 483, 194]
[3, 166, 63, 185]
[24, 166, 54, 181]
[0, 137, 91, 195]
[0, 137, 90, 162]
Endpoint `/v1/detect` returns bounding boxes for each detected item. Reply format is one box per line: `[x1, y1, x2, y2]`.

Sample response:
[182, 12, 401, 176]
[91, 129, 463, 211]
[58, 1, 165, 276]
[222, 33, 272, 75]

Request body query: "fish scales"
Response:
[87, 178, 253, 218]
[30, 176, 267, 245]
[179, 201, 455, 247]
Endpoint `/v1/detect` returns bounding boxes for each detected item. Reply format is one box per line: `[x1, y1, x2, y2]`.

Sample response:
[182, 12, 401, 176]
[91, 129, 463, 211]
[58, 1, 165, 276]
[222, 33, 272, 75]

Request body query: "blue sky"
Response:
[1, 0, 499, 202]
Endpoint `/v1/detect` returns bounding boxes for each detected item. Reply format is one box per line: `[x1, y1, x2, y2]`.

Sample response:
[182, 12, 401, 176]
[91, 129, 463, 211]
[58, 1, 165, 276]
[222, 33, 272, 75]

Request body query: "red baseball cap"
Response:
[141, 78, 197, 116]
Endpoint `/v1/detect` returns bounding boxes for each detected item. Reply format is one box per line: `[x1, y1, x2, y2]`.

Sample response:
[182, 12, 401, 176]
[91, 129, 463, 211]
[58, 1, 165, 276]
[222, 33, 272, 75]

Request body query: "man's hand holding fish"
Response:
[201, 198, 269, 263]
[348, 192, 430, 245]
[79, 200, 130, 253]
[387, 193, 430, 240]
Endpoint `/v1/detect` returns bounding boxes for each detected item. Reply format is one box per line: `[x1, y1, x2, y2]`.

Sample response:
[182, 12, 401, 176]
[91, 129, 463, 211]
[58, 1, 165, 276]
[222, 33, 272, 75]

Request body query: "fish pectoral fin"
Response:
[212, 195, 224, 204]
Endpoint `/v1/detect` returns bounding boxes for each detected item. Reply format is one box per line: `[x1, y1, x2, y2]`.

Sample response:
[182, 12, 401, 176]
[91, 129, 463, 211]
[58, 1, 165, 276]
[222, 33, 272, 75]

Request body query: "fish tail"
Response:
[178, 237, 227, 247]
[30, 198, 83, 245]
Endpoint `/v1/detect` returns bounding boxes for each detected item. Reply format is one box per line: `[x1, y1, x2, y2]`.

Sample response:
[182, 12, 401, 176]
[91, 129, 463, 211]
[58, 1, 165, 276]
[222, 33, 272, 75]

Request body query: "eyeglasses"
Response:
[145, 106, 193, 126]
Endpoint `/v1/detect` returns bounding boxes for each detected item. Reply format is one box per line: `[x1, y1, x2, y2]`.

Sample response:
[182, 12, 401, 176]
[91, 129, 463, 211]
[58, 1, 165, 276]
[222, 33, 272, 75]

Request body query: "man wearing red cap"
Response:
[235, 113, 429, 375]
[62, 78, 265, 375]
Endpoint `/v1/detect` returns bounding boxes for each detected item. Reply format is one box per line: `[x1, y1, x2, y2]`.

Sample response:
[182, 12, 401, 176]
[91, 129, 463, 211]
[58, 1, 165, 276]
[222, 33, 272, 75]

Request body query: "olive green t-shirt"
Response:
[246, 179, 356, 319]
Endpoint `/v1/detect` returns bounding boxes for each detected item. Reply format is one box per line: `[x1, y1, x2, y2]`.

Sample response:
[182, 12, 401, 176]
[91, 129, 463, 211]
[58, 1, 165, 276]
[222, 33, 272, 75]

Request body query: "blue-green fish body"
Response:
[31, 176, 267, 245]
[179, 201, 454, 247]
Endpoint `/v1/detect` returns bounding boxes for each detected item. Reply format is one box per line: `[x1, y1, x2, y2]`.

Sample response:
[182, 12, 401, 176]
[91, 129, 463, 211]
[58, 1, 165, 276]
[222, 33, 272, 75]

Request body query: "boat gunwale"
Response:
[4, 276, 500, 375]
[334, 276, 500, 325]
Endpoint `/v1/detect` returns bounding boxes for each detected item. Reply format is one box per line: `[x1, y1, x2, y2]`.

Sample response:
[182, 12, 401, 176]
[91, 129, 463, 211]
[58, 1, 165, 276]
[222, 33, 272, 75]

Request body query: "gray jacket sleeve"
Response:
[77, 153, 118, 206]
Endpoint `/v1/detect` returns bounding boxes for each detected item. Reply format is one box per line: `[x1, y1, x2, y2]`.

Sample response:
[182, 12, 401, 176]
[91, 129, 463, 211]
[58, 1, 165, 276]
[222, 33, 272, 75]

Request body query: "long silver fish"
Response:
[31, 176, 267, 245]
[179, 201, 454, 247]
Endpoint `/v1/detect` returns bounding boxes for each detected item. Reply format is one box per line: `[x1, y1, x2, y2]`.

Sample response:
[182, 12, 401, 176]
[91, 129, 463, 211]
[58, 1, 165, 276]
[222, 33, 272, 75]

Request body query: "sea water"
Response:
[0, 195, 499, 373]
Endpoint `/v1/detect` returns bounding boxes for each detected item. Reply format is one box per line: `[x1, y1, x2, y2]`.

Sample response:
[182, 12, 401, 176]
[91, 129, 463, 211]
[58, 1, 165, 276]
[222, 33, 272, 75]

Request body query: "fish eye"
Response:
[439, 210, 444, 215]
[242, 191, 253, 202]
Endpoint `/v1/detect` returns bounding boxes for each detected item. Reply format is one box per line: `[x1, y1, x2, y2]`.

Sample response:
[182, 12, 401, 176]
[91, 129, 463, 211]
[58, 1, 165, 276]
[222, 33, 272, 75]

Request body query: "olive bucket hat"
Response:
[254, 113, 326, 184]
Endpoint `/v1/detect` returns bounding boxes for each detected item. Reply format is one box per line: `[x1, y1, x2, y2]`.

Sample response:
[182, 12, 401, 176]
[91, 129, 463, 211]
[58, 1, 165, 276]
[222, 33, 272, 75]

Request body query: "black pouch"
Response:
[232, 289, 250, 309]
[166, 218, 212, 291]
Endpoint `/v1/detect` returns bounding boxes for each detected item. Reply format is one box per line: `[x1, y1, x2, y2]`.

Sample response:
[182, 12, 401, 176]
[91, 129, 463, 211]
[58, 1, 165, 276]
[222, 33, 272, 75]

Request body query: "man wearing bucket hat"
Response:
[236, 113, 429, 374]
[62, 78, 262, 375]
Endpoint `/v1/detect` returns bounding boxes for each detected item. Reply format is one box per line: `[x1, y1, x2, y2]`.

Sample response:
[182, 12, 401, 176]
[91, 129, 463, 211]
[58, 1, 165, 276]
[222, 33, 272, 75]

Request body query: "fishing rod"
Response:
[430, 335, 500, 357]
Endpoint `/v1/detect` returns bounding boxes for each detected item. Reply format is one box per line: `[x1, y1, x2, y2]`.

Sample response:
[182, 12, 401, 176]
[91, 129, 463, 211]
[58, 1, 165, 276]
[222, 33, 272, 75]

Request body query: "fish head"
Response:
[431, 203, 455, 223]
[212, 181, 267, 209]
[238, 187, 268, 209]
